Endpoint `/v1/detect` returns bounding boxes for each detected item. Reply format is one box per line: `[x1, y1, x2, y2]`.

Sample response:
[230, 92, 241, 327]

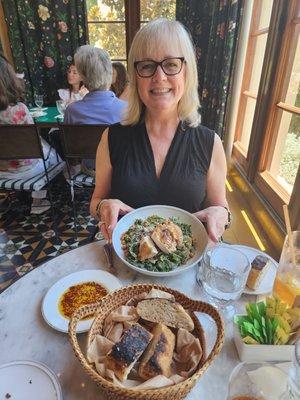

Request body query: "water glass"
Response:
[273, 230, 300, 307]
[198, 244, 250, 318]
[228, 362, 287, 400]
[56, 100, 66, 116]
[34, 94, 43, 109]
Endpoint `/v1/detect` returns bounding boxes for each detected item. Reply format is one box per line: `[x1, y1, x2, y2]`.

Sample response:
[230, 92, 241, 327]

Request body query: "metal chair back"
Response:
[59, 124, 108, 159]
[0, 124, 43, 159]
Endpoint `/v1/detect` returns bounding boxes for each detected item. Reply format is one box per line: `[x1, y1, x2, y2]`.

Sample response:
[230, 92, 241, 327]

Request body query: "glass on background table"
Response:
[0, 240, 246, 400]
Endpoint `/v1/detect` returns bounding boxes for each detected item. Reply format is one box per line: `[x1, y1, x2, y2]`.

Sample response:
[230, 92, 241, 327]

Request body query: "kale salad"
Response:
[121, 215, 195, 272]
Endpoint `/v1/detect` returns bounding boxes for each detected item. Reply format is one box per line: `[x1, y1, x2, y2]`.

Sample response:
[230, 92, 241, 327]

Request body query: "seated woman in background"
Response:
[111, 61, 129, 101]
[90, 19, 230, 244]
[0, 54, 61, 214]
[58, 63, 88, 105]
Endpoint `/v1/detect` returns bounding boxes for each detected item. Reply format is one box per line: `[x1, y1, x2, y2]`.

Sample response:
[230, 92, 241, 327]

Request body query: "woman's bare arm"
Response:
[90, 128, 133, 241]
[90, 128, 112, 219]
[194, 134, 229, 242]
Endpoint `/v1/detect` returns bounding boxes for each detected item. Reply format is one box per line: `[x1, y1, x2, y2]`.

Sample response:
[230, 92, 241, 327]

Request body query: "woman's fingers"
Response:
[99, 199, 133, 241]
[194, 207, 225, 243]
[99, 221, 110, 241]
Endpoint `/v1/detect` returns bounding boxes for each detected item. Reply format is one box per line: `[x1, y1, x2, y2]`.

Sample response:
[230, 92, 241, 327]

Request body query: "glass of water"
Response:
[34, 94, 43, 109]
[198, 244, 250, 319]
[56, 100, 66, 116]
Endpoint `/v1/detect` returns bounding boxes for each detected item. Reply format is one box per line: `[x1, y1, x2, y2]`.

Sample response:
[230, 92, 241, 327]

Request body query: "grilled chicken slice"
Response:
[138, 236, 158, 261]
[151, 221, 183, 254]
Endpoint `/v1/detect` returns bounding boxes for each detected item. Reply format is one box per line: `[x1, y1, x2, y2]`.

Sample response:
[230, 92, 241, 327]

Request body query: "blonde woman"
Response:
[90, 19, 230, 242]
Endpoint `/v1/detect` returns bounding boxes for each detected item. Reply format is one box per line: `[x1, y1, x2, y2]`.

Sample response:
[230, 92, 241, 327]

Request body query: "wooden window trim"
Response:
[248, 0, 300, 225]
[246, 0, 290, 181]
[276, 102, 300, 115]
[234, 0, 262, 150]
[243, 90, 257, 100]
[125, 0, 140, 57]
[251, 27, 269, 36]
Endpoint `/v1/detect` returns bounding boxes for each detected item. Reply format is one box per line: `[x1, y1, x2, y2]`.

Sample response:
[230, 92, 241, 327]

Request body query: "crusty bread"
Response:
[136, 299, 194, 332]
[139, 323, 175, 380]
[105, 323, 152, 381]
[246, 255, 271, 290]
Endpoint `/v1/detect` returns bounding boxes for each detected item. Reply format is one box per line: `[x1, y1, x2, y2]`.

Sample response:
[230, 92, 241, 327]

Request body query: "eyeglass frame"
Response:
[134, 57, 185, 78]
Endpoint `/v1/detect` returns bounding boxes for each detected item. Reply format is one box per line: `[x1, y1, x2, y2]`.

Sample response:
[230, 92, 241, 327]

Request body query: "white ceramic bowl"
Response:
[112, 205, 208, 277]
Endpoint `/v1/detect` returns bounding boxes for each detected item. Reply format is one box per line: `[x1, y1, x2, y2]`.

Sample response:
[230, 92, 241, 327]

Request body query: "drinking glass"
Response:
[273, 231, 300, 307]
[34, 94, 43, 109]
[228, 362, 288, 400]
[197, 244, 250, 319]
[56, 100, 66, 116]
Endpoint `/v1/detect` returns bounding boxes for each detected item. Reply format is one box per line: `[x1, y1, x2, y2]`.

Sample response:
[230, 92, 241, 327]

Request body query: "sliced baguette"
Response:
[105, 323, 152, 381]
[136, 298, 194, 332]
[139, 323, 175, 380]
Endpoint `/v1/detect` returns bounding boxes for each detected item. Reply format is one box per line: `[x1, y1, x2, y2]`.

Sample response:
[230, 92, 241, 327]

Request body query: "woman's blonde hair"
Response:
[123, 18, 200, 127]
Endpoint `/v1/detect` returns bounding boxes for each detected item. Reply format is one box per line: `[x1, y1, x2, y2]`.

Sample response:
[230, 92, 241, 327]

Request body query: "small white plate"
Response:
[30, 111, 47, 118]
[42, 269, 122, 333]
[112, 205, 208, 277]
[232, 244, 278, 295]
[30, 107, 48, 111]
[0, 360, 63, 399]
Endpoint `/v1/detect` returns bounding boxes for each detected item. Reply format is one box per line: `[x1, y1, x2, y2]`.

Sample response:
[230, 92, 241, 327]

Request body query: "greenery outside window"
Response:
[86, 0, 175, 62]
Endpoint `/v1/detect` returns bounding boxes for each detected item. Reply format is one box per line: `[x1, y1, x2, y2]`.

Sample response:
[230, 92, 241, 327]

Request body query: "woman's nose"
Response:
[152, 65, 167, 81]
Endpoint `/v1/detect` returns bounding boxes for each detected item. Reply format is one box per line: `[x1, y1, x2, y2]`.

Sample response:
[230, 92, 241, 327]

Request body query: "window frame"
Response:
[232, 0, 300, 229]
[232, 0, 270, 170]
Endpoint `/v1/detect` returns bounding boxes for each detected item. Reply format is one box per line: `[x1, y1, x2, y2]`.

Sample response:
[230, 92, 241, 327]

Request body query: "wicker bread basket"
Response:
[69, 284, 225, 400]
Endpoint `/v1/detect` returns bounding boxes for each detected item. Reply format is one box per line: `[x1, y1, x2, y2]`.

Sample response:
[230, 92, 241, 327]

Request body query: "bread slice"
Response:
[246, 255, 271, 290]
[105, 323, 152, 381]
[139, 323, 175, 380]
[138, 236, 158, 261]
[136, 298, 194, 332]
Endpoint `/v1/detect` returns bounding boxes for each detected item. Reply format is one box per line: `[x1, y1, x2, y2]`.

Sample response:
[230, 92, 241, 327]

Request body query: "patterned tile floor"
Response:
[0, 175, 102, 293]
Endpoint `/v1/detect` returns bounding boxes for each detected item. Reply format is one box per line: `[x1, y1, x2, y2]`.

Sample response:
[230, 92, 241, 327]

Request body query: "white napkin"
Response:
[247, 366, 287, 399]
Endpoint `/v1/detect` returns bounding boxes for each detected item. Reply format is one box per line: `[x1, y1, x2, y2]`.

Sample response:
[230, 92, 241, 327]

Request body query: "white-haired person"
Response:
[64, 45, 126, 175]
[90, 19, 230, 243]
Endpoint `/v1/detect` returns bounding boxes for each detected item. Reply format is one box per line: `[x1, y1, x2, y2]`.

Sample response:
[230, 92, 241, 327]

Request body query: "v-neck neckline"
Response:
[143, 122, 181, 181]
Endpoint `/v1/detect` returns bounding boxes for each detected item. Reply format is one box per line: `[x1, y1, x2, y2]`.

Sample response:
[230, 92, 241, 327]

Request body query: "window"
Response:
[232, 0, 300, 226]
[86, 0, 176, 62]
[234, 0, 274, 160]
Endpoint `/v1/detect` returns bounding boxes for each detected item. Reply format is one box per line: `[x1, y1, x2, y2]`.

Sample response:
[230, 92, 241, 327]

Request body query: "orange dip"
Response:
[58, 281, 108, 319]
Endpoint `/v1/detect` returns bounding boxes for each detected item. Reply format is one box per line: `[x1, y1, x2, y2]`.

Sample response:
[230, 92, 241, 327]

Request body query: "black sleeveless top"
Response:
[108, 122, 215, 213]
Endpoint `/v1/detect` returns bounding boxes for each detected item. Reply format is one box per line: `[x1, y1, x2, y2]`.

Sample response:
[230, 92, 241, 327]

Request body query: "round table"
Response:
[0, 241, 244, 399]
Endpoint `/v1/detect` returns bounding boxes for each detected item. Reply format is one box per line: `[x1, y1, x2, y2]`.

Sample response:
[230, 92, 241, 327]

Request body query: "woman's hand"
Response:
[98, 199, 134, 242]
[194, 206, 228, 243]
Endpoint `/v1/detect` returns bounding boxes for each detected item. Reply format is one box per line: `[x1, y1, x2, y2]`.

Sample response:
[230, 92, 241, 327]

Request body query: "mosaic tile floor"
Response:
[0, 175, 102, 292]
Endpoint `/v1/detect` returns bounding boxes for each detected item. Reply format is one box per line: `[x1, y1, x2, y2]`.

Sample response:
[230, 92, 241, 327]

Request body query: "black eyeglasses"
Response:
[134, 57, 185, 78]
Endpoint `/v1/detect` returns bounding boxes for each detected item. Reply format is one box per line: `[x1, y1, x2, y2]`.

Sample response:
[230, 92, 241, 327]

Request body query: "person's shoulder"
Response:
[108, 122, 126, 134]
[187, 123, 215, 141]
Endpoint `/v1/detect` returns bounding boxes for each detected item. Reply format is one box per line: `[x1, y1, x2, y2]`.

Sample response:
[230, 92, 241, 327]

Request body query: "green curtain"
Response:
[176, 0, 243, 138]
[2, 0, 87, 105]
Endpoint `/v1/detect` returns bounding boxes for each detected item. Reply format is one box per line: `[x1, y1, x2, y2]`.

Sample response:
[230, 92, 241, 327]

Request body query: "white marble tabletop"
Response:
[0, 241, 248, 400]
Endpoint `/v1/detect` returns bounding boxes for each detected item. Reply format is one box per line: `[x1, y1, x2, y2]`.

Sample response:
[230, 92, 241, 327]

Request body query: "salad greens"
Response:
[121, 215, 195, 272]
